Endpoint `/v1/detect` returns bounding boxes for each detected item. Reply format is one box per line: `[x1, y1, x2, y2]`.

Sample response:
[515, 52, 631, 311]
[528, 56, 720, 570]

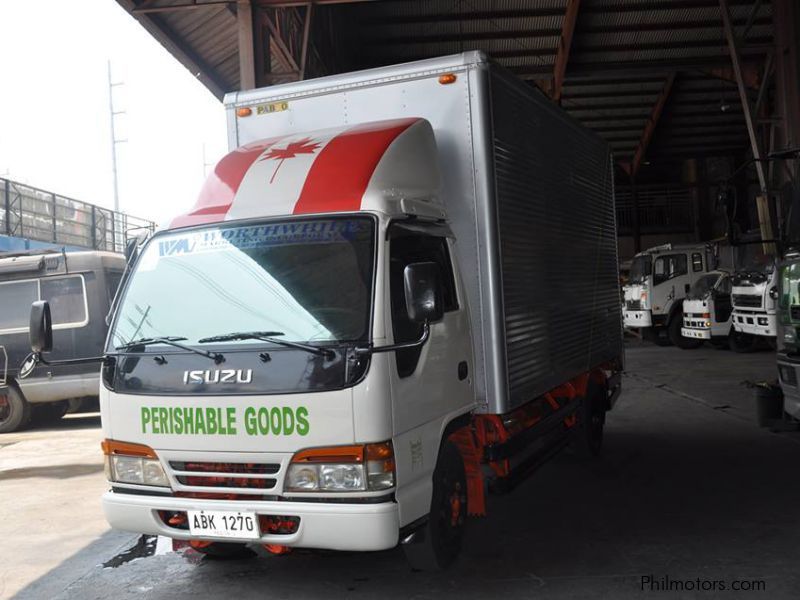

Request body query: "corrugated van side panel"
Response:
[489, 68, 622, 411]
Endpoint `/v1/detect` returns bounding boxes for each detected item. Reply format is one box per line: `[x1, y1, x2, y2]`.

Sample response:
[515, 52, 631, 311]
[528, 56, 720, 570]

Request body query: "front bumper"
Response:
[102, 491, 400, 551]
[681, 327, 711, 340]
[732, 312, 776, 337]
[623, 310, 652, 328]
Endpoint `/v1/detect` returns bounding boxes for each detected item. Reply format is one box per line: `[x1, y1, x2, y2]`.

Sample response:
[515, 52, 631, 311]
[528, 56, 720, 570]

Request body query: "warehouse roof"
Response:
[116, 0, 775, 172]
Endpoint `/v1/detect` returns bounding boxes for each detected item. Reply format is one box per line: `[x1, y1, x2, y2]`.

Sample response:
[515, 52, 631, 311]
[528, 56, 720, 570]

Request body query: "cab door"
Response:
[386, 225, 474, 525]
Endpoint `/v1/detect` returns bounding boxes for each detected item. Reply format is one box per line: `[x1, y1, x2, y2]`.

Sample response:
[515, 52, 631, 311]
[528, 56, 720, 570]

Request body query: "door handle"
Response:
[458, 361, 468, 381]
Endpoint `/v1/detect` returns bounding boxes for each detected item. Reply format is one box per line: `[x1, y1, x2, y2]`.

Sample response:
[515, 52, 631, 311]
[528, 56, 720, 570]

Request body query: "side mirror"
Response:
[404, 262, 443, 323]
[125, 238, 139, 264]
[30, 300, 53, 353]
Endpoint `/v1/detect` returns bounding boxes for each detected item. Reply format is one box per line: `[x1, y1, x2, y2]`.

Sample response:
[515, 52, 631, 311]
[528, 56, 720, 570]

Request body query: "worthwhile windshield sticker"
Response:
[158, 219, 368, 258]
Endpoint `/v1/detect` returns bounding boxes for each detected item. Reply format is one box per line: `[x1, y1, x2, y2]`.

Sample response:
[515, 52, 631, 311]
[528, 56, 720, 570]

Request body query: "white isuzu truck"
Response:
[680, 271, 734, 348]
[730, 254, 779, 348]
[21, 53, 623, 569]
[623, 243, 714, 347]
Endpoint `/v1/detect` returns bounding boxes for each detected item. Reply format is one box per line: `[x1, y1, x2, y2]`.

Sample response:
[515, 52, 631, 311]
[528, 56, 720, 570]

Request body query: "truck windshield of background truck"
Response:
[687, 273, 722, 300]
[629, 255, 652, 283]
[107, 217, 375, 351]
[779, 262, 800, 314]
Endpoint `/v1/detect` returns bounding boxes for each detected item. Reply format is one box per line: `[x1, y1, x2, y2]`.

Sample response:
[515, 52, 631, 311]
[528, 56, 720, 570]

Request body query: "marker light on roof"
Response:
[438, 73, 457, 85]
[237, 107, 253, 117]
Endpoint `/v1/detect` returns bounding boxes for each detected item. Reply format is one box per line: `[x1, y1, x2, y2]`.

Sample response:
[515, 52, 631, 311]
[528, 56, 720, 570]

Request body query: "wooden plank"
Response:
[552, 0, 580, 103]
[237, 0, 256, 90]
[625, 72, 676, 177]
[720, 0, 767, 192]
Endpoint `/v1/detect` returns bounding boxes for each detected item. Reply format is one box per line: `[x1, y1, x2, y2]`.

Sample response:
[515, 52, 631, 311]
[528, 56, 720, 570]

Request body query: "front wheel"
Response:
[669, 313, 702, 349]
[0, 385, 32, 434]
[402, 442, 467, 571]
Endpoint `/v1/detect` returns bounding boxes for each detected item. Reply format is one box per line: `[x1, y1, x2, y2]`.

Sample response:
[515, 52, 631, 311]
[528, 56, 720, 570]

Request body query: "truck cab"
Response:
[681, 271, 733, 347]
[623, 243, 713, 347]
[731, 255, 778, 345]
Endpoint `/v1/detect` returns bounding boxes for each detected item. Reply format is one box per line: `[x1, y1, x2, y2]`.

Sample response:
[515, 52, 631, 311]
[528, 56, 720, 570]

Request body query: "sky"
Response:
[0, 0, 229, 227]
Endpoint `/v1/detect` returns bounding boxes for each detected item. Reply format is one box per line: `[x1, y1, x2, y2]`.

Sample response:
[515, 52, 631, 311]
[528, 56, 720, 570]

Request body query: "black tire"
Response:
[765, 337, 778, 351]
[192, 542, 255, 560]
[728, 328, 755, 353]
[33, 400, 69, 424]
[572, 385, 607, 458]
[0, 385, 32, 434]
[402, 442, 467, 571]
[668, 312, 702, 349]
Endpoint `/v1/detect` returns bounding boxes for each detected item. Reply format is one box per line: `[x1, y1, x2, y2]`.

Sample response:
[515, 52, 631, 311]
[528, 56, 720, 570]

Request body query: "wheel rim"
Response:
[0, 393, 11, 424]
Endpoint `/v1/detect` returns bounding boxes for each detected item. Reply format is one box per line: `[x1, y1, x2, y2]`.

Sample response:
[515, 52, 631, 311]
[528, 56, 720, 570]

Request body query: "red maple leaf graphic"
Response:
[260, 137, 321, 183]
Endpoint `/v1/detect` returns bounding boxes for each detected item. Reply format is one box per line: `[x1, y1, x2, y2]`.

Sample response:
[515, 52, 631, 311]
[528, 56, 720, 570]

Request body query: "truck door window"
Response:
[0, 280, 38, 332]
[653, 254, 688, 285]
[105, 270, 123, 305]
[40, 276, 88, 326]
[390, 234, 456, 378]
[691, 253, 703, 272]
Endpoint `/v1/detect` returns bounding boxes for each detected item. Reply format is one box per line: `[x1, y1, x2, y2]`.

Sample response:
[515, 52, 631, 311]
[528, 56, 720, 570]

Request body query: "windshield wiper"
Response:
[116, 336, 224, 364]
[198, 331, 335, 359]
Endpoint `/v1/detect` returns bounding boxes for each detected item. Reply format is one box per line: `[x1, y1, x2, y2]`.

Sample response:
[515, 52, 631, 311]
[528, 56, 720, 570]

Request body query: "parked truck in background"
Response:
[680, 270, 734, 348]
[623, 243, 714, 347]
[776, 253, 800, 420]
[22, 53, 623, 569]
[0, 250, 125, 432]
[730, 253, 778, 350]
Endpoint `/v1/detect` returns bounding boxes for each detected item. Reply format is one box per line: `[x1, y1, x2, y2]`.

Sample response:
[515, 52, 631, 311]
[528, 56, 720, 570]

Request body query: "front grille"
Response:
[169, 461, 280, 493]
[732, 294, 762, 309]
[791, 306, 800, 321]
[626, 300, 642, 310]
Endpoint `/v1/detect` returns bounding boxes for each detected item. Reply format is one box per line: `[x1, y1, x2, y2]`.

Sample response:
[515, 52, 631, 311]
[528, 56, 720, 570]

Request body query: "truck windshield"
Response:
[688, 274, 722, 300]
[629, 255, 651, 284]
[108, 217, 375, 350]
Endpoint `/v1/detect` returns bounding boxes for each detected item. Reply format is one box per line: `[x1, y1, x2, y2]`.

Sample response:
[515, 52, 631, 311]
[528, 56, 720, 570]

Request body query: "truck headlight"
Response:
[769, 286, 778, 300]
[102, 439, 169, 487]
[285, 442, 394, 493]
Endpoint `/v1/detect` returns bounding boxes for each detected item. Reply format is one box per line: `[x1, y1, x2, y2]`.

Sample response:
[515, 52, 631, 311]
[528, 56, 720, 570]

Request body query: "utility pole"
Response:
[107, 61, 126, 213]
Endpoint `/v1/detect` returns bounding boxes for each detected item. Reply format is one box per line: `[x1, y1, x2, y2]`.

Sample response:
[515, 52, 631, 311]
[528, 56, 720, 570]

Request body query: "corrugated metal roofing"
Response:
[117, 0, 776, 162]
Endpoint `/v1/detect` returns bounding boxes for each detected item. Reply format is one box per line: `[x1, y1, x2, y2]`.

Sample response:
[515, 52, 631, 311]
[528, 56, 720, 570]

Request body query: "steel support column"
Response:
[720, 0, 767, 193]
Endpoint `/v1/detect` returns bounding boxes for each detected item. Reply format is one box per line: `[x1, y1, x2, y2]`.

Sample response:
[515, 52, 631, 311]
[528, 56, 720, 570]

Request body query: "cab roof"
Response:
[169, 118, 442, 230]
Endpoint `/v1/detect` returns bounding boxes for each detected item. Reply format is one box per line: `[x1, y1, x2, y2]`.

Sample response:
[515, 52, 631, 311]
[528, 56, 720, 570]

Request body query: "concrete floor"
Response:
[4, 342, 800, 599]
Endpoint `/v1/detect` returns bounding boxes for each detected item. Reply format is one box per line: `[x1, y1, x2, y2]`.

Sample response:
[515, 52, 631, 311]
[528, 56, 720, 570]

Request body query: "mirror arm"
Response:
[35, 354, 106, 367]
[355, 322, 430, 356]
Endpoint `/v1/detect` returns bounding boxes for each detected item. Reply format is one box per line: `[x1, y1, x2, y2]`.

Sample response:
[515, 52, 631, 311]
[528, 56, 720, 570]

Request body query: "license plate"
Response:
[187, 510, 260, 540]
